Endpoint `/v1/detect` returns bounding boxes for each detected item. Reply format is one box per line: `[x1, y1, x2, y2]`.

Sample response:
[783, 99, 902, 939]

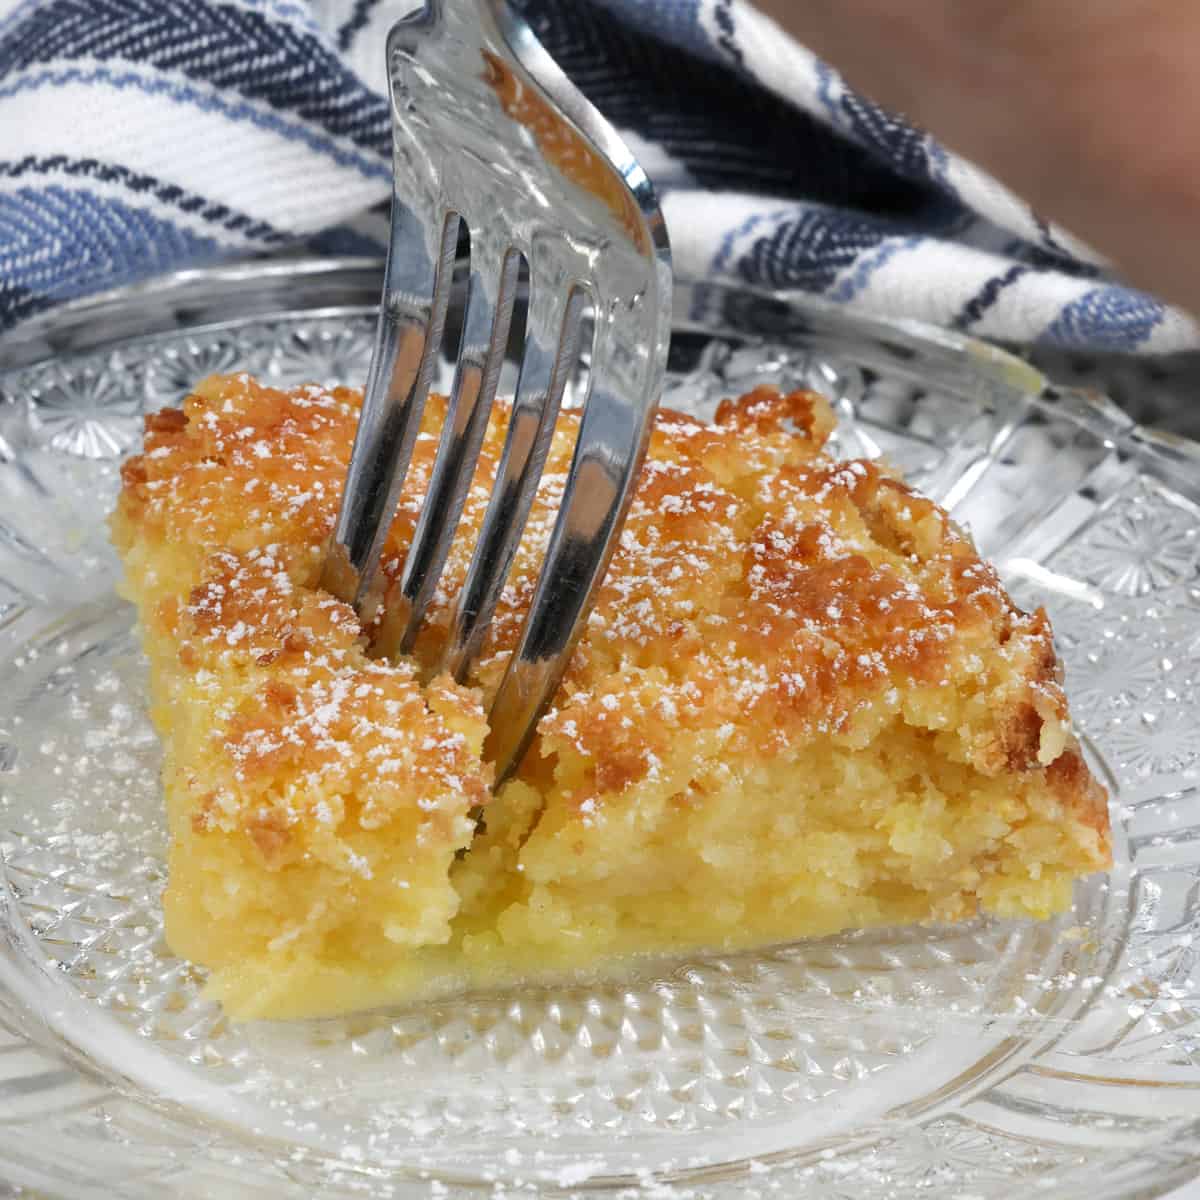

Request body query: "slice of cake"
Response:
[112, 374, 1110, 1019]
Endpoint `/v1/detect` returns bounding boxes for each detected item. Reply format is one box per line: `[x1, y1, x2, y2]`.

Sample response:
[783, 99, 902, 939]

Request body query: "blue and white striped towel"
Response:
[2, 0, 1196, 352]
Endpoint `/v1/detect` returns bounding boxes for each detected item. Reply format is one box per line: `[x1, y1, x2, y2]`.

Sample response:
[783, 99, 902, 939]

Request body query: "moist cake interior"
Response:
[111, 374, 1111, 1019]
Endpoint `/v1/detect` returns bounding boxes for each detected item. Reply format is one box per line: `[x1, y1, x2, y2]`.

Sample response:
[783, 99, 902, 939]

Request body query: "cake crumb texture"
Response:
[111, 373, 1111, 1019]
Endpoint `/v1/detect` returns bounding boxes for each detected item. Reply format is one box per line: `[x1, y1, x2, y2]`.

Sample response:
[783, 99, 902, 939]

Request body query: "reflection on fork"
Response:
[321, 0, 673, 785]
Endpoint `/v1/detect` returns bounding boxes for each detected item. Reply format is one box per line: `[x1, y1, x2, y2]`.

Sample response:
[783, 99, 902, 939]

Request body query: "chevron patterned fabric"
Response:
[1, 0, 1195, 351]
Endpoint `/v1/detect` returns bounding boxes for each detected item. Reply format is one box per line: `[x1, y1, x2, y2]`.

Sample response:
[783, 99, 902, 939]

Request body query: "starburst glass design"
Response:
[143, 336, 248, 407]
[1101, 699, 1200, 785]
[1148, 584, 1200, 675]
[1062, 635, 1169, 724]
[269, 319, 376, 389]
[1056, 483, 1200, 596]
[24, 358, 143, 459]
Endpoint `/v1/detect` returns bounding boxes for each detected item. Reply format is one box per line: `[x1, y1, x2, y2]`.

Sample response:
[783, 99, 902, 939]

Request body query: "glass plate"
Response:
[0, 263, 1197, 1200]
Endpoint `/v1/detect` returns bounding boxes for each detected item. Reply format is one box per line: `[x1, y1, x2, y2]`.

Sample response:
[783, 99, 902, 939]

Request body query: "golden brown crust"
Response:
[713, 383, 837, 442]
[168, 548, 491, 863]
[114, 376, 494, 888]
[1047, 749, 1110, 837]
[114, 374, 1111, 903]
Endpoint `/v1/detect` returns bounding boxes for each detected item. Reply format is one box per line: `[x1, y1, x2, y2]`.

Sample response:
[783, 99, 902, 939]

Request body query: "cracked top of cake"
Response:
[115, 372, 1110, 852]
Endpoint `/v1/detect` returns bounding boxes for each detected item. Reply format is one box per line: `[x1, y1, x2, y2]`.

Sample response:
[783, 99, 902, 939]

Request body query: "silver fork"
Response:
[321, 0, 673, 785]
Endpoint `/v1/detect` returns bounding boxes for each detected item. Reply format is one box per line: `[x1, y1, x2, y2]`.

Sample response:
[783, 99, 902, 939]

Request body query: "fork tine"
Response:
[484, 324, 657, 785]
[320, 203, 460, 621]
[388, 241, 522, 653]
[440, 280, 588, 682]
[337, 0, 672, 784]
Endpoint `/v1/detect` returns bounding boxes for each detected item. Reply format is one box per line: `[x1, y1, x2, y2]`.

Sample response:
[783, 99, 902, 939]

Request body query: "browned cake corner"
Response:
[111, 373, 1110, 1019]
